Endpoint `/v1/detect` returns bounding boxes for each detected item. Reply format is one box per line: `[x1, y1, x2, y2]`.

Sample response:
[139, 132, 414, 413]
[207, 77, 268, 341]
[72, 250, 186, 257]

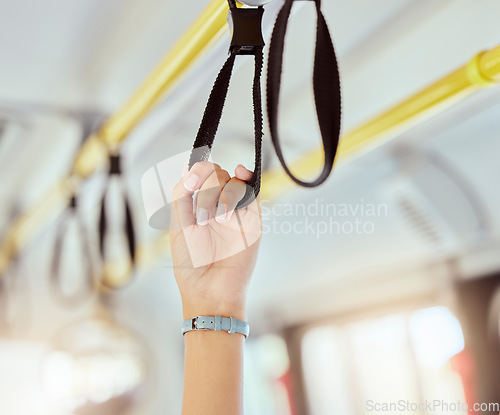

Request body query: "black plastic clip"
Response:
[109, 154, 122, 175]
[229, 7, 265, 55]
[69, 195, 77, 209]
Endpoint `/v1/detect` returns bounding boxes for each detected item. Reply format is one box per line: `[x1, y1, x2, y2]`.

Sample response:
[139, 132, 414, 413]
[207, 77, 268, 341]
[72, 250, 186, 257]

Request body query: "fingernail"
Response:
[215, 204, 228, 223]
[219, 209, 234, 223]
[184, 174, 199, 191]
[192, 190, 198, 215]
[197, 208, 210, 226]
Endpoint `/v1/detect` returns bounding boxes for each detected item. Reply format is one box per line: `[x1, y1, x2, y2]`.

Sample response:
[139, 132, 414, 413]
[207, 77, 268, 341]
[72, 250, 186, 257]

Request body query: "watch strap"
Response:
[182, 316, 250, 339]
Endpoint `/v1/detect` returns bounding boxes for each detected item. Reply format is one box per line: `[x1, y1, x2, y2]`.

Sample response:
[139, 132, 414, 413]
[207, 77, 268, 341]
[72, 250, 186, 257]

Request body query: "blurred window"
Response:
[301, 306, 466, 415]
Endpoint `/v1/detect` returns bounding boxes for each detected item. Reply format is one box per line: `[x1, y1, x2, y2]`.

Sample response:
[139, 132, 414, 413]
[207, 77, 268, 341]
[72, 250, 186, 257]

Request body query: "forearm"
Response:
[182, 330, 245, 415]
[170, 163, 260, 415]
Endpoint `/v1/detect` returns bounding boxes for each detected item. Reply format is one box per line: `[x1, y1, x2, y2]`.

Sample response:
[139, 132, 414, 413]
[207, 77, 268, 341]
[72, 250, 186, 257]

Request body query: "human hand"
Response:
[169, 162, 262, 321]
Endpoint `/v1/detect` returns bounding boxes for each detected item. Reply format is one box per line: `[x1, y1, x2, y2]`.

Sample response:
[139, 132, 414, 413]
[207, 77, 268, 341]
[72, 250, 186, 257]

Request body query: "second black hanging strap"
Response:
[267, 0, 342, 187]
[98, 154, 136, 288]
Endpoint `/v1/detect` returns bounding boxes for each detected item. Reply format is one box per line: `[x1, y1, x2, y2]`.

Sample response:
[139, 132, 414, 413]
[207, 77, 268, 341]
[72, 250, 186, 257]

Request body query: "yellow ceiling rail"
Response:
[73, 0, 231, 177]
[1, 6, 500, 284]
[142, 42, 500, 266]
[260, 43, 500, 200]
[0, 0, 231, 277]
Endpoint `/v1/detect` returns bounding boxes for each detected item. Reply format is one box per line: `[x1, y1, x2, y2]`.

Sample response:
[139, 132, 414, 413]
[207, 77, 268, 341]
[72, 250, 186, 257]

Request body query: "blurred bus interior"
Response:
[0, 0, 500, 414]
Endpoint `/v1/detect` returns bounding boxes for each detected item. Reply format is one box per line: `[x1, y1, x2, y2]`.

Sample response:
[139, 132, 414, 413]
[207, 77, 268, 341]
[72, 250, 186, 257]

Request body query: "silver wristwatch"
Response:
[182, 315, 250, 339]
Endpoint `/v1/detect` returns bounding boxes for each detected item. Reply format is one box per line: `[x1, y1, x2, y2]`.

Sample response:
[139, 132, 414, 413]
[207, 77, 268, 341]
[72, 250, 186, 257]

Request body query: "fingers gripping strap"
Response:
[267, 0, 342, 187]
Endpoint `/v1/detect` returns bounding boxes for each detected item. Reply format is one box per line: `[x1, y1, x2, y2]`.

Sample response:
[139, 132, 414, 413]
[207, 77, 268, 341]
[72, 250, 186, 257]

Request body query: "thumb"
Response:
[235, 164, 253, 182]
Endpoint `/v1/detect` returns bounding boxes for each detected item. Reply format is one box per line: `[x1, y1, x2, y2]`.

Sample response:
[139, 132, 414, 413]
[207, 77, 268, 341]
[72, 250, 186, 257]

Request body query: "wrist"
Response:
[182, 299, 247, 321]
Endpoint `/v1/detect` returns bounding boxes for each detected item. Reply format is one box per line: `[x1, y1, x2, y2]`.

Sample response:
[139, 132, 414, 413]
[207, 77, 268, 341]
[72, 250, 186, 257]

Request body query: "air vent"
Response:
[397, 194, 441, 245]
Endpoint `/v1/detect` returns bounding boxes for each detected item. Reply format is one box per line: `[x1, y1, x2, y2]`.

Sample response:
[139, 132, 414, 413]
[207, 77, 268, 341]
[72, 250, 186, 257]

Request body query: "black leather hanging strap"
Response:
[98, 155, 136, 275]
[51, 195, 94, 305]
[267, 0, 342, 187]
[189, 1, 264, 209]
[189, 0, 341, 200]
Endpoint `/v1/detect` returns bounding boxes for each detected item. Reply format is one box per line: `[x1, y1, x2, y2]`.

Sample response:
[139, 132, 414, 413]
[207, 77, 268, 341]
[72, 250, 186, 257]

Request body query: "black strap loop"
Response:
[189, 2, 264, 209]
[189, 0, 341, 202]
[267, 0, 342, 187]
[98, 155, 136, 284]
[51, 195, 94, 305]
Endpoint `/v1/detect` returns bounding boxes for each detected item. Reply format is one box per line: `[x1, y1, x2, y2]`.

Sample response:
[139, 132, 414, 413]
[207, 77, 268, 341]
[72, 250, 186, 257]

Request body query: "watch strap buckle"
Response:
[228, 316, 237, 334]
[191, 317, 198, 330]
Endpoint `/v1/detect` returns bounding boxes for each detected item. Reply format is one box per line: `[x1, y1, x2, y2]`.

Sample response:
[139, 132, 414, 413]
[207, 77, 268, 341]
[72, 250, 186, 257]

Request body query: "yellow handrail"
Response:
[73, 0, 231, 178]
[260, 44, 500, 200]
[0, 0, 231, 277]
[142, 43, 500, 267]
[1, 2, 500, 283]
